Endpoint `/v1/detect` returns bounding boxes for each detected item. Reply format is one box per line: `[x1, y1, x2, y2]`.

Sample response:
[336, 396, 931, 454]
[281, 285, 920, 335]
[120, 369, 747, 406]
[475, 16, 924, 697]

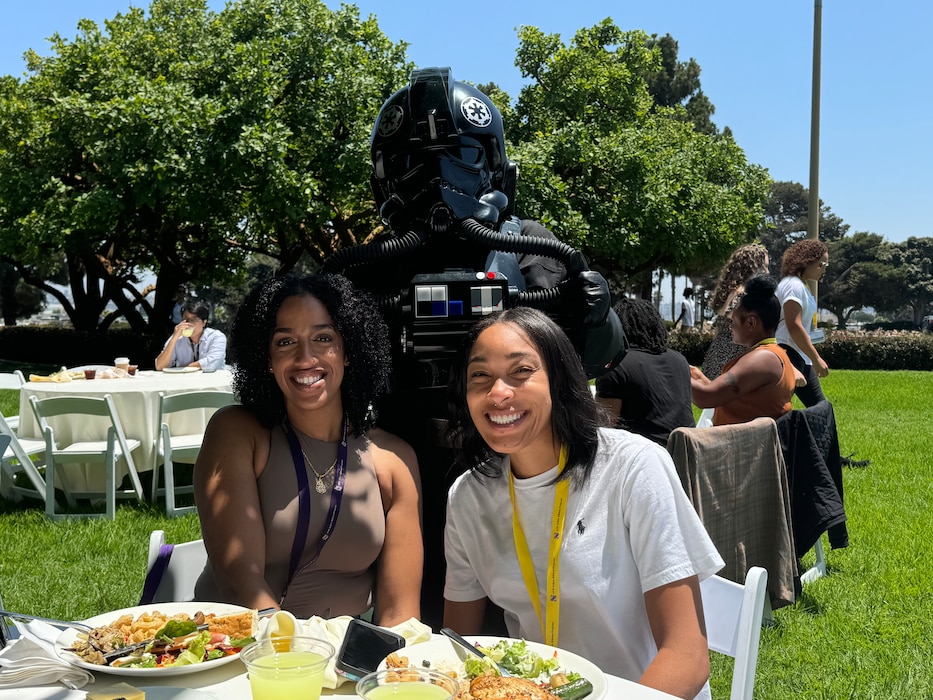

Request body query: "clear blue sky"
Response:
[1, 0, 930, 244]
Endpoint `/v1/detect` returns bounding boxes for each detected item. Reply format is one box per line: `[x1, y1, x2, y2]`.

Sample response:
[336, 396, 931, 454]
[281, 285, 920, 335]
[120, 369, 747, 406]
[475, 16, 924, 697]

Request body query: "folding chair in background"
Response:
[29, 394, 144, 519]
[153, 390, 235, 517]
[0, 412, 46, 503]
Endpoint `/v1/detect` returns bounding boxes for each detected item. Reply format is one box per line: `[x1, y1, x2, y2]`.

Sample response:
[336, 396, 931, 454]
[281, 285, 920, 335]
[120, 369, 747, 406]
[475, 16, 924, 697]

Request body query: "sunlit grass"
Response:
[3, 372, 933, 697]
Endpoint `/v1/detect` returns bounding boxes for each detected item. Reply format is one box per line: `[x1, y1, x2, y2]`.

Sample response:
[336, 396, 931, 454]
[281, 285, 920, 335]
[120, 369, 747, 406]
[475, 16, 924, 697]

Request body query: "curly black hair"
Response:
[614, 298, 668, 354]
[447, 307, 600, 487]
[229, 273, 391, 435]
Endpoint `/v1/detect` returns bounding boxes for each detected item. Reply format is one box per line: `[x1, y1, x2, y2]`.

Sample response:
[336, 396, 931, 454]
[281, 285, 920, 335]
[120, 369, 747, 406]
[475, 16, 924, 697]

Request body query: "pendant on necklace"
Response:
[315, 477, 327, 494]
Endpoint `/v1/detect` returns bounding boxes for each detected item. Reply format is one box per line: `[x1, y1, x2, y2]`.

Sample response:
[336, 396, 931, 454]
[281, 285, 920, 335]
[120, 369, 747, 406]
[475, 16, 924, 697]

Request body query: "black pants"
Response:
[780, 344, 826, 407]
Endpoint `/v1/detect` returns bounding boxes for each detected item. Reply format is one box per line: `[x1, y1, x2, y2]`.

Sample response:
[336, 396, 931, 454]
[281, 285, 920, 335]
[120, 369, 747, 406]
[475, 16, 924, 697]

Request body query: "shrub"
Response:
[820, 330, 933, 371]
[0, 327, 164, 370]
[668, 329, 933, 371]
[668, 330, 714, 366]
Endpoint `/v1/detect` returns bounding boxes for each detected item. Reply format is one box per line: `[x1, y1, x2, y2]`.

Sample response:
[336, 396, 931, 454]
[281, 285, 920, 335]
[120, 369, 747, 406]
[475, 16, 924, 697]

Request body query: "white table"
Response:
[0, 650, 680, 699]
[18, 369, 233, 492]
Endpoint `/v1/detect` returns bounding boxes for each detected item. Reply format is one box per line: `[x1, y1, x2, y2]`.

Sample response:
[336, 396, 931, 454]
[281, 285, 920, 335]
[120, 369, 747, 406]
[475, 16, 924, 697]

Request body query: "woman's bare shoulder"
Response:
[365, 428, 417, 467]
[205, 404, 266, 436]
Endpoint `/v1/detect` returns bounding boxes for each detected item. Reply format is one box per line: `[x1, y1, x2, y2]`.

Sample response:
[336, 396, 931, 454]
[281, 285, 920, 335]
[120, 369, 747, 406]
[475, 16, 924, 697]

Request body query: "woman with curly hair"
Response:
[775, 239, 830, 406]
[701, 244, 770, 380]
[193, 274, 422, 625]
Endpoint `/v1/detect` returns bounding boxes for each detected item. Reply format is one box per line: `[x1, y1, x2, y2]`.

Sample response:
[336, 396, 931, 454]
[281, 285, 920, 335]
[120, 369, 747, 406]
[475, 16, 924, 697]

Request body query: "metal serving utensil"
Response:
[440, 627, 511, 677]
[0, 609, 94, 633]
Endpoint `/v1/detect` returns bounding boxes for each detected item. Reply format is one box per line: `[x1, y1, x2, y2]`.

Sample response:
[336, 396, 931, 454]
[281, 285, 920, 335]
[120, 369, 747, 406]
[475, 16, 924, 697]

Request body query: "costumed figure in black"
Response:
[322, 67, 625, 629]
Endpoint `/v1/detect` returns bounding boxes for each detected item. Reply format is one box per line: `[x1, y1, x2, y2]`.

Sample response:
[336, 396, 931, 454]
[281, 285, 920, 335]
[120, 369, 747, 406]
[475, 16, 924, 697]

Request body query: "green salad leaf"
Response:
[469, 640, 560, 680]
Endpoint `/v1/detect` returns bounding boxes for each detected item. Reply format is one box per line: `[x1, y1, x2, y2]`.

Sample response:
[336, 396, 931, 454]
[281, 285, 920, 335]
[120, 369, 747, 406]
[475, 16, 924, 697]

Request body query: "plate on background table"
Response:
[385, 635, 608, 700]
[55, 602, 249, 678]
[162, 366, 202, 374]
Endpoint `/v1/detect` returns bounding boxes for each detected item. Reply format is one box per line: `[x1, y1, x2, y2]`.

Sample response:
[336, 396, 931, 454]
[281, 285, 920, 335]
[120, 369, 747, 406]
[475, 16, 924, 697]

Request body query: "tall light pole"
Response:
[807, 0, 823, 240]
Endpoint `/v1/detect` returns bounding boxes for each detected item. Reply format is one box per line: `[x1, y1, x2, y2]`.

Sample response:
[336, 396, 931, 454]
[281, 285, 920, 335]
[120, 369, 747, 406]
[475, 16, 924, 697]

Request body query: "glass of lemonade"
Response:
[241, 635, 335, 700]
[355, 667, 459, 700]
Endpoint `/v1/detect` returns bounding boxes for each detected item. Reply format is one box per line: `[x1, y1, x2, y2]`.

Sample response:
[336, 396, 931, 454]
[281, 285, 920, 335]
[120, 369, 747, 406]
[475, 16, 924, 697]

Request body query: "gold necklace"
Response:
[299, 445, 338, 494]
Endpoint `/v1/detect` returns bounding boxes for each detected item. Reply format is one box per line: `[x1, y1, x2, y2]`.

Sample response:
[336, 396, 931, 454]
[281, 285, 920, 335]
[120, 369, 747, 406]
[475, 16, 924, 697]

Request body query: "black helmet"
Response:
[370, 67, 517, 232]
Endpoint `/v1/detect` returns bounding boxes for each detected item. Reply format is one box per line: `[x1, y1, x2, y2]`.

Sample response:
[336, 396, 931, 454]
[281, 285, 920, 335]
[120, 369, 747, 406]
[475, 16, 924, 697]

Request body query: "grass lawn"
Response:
[1, 370, 931, 697]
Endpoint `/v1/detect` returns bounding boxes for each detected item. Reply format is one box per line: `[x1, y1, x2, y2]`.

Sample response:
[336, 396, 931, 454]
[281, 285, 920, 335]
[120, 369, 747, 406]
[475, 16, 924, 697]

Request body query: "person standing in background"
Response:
[674, 287, 695, 331]
[170, 285, 186, 325]
[775, 239, 829, 406]
[702, 244, 770, 379]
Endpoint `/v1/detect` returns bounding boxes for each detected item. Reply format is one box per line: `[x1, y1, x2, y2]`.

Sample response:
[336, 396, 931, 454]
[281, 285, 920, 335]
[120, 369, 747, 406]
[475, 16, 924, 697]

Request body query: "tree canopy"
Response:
[0, 0, 408, 331]
[1, 9, 773, 329]
[506, 20, 771, 291]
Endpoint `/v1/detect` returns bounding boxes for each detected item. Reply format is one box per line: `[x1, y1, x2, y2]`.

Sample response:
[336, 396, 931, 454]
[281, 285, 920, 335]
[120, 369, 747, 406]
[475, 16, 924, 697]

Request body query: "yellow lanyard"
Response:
[508, 444, 569, 646]
[750, 337, 777, 350]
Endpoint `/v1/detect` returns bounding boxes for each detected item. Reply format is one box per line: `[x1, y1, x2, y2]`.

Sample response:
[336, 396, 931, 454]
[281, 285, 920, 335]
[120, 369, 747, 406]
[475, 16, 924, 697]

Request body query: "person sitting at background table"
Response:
[193, 274, 423, 626]
[155, 301, 227, 372]
[442, 307, 723, 700]
[596, 297, 695, 446]
[690, 275, 797, 426]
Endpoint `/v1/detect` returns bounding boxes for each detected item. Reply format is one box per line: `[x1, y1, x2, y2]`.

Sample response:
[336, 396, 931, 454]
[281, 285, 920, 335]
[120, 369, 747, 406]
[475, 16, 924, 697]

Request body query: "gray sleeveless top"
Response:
[195, 425, 385, 618]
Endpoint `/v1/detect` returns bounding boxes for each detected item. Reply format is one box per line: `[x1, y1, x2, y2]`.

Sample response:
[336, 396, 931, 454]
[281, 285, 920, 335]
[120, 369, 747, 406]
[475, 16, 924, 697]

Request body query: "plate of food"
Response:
[55, 602, 258, 677]
[383, 635, 606, 699]
[162, 366, 202, 374]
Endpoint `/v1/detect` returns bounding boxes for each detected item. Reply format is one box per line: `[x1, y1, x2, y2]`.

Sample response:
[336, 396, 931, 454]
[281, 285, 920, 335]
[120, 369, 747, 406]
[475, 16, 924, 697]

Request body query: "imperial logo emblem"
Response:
[377, 105, 405, 137]
[460, 97, 492, 127]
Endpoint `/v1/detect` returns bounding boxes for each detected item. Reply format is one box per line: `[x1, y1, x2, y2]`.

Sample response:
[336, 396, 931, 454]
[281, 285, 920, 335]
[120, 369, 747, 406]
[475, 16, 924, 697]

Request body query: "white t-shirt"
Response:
[681, 299, 695, 328]
[444, 428, 723, 694]
[775, 276, 816, 364]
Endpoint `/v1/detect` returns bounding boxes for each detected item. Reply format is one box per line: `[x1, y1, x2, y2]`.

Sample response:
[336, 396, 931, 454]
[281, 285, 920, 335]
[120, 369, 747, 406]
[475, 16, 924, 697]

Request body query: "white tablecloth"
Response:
[18, 369, 233, 492]
[0, 638, 679, 699]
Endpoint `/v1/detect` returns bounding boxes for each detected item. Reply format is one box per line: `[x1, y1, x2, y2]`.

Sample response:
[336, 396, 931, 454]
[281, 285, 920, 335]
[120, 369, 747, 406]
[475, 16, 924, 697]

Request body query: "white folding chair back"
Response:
[29, 393, 144, 519]
[0, 411, 46, 503]
[696, 407, 714, 428]
[140, 529, 208, 604]
[0, 370, 26, 433]
[701, 566, 769, 700]
[154, 390, 235, 517]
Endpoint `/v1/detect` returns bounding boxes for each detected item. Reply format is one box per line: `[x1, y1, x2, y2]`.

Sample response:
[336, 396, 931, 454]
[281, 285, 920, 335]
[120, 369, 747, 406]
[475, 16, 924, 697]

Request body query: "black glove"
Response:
[571, 269, 611, 329]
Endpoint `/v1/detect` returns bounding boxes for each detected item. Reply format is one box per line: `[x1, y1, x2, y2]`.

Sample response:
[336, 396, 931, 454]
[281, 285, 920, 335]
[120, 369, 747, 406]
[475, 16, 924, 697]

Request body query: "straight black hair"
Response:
[447, 307, 601, 485]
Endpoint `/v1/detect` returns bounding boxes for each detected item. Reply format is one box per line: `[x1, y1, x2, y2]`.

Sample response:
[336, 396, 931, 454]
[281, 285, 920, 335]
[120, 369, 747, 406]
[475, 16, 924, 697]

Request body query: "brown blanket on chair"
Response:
[667, 417, 796, 609]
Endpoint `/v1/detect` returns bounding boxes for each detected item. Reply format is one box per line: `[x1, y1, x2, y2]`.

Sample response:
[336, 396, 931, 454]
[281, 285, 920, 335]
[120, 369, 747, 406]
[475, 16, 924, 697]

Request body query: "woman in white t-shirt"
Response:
[443, 307, 723, 700]
[775, 239, 830, 406]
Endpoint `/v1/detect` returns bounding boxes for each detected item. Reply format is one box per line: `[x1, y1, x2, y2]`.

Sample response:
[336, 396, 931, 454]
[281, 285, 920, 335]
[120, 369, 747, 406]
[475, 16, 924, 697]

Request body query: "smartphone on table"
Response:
[335, 618, 407, 681]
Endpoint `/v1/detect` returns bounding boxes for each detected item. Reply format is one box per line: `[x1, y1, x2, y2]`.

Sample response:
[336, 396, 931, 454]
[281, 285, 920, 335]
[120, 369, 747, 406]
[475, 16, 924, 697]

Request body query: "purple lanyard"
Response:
[280, 416, 348, 606]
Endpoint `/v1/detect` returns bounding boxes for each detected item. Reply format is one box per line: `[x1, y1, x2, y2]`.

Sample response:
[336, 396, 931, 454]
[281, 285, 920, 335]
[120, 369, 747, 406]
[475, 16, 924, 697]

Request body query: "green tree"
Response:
[0, 0, 408, 332]
[643, 33, 718, 135]
[759, 181, 848, 275]
[507, 20, 770, 287]
[887, 237, 933, 326]
[820, 232, 902, 329]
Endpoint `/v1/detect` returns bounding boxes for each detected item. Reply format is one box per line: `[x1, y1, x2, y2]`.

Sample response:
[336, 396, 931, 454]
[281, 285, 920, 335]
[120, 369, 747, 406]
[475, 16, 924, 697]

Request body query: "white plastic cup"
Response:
[114, 357, 130, 371]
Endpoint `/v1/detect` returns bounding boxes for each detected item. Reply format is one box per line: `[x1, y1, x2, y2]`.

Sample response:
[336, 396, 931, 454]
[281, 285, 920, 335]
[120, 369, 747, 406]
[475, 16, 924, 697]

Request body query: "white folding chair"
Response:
[153, 390, 235, 517]
[140, 529, 208, 604]
[701, 566, 769, 700]
[29, 393, 144, 519]
[0, 370, 26, 434]
[0, 411, 47, 503]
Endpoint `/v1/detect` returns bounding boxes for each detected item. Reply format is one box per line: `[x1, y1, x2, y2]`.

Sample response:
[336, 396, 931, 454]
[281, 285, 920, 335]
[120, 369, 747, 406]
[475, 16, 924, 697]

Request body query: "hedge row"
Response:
[0, 326, 165, 372]
[668, 329, 933, 372]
